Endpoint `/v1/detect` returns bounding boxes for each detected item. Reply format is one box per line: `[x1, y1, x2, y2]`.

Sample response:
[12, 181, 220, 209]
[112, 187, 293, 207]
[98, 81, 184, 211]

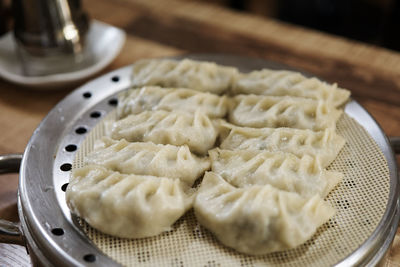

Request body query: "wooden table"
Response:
[0, 0, 399, 265]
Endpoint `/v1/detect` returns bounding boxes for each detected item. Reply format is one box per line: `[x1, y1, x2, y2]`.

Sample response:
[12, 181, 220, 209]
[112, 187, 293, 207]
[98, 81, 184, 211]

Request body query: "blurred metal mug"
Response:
[12, 0, 89, 76]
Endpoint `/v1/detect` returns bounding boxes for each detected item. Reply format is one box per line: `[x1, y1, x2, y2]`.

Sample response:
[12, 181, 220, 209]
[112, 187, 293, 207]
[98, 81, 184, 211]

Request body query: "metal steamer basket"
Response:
[0, 55, 399, 266]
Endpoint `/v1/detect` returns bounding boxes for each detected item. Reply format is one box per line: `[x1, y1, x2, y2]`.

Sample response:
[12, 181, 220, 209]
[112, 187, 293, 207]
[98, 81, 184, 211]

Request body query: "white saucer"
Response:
[0, 20, 126, 89]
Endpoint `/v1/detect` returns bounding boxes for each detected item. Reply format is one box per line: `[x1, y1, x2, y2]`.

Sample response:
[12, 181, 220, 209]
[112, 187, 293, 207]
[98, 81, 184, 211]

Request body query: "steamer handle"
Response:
[389, 137, 400, 154]
[0, 153, 24, 245]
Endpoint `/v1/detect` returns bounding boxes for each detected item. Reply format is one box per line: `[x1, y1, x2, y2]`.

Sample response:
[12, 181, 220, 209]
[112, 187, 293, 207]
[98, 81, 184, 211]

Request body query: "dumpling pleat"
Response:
[209, 149, 342, 198]
[85, 137, 210, 186]
[66, 165, 194, 238]
[194, 172, 335, 255]
[232, 69, 350, 107]
[229, 94, 342, 130]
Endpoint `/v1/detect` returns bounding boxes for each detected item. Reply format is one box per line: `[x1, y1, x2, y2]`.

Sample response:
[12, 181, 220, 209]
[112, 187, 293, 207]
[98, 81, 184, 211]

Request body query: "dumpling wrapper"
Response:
[85, 137, 210, 186]
[117, 86, 229, 119]
[209, 148, 342, 198]
[66, 165, 194, 238]
[232, 69, 350, 107]
[229, 94, 342, 130]
[108, 110, 218, 155]
[218, 122, 345, 167]
[131, 59, 238, 94]
[194, 172, 335, 255]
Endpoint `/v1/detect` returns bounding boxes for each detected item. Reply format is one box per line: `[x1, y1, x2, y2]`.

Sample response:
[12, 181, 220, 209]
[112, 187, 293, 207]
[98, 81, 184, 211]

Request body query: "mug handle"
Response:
[0, 154, 24, 245]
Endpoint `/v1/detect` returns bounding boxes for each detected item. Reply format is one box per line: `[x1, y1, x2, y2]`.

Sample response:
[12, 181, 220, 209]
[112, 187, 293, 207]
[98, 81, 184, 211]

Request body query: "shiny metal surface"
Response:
[19, 66, 131, 266]
[9, 54, 400, 266]
[12, 0, 89, 76]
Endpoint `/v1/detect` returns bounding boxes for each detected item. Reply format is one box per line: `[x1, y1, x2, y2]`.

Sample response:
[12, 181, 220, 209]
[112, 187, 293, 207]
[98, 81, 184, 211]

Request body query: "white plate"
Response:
[0, 20, 126, 89]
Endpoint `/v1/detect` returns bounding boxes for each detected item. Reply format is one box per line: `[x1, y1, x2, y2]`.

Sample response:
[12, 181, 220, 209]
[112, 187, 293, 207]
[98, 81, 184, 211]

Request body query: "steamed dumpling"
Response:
[117, 86, 229, 119]
[194, 172, 335, 255]
[209, 149, 342, 198]
[67, 165, 193, 238]
[109, 110, 218, 155]
[229, 95, 342, 130]
[232, 69, 350, 107]
[219, 122, 345, 167]
[131, 59, 238, 94]
[85, 137, 210, 186]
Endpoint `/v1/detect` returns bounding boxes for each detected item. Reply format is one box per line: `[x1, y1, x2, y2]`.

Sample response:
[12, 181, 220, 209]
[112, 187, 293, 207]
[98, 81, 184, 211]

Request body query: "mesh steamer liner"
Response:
[0, 54, 398, 266]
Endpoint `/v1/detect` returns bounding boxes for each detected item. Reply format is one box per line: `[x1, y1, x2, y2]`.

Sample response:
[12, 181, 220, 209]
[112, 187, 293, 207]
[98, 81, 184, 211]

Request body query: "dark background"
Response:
[1, 0, 400, 51]
[195, 0, 400, 52]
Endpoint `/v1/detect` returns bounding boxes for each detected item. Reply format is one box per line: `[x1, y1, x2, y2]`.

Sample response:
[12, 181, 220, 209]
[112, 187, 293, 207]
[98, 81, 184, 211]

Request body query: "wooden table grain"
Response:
[0, 0, 399, 265]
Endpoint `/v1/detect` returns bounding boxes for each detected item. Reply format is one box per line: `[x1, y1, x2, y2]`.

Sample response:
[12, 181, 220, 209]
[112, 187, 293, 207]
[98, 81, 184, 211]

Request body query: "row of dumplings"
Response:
[131, 58, 350, 107]
[66, 59, 350, 255]
[112, 85, 345, 155]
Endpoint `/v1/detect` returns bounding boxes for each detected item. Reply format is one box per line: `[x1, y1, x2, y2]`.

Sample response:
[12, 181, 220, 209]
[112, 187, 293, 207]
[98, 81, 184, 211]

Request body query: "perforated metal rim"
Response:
[19, 66, 131, 267]
[17, 54, 399, 266]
